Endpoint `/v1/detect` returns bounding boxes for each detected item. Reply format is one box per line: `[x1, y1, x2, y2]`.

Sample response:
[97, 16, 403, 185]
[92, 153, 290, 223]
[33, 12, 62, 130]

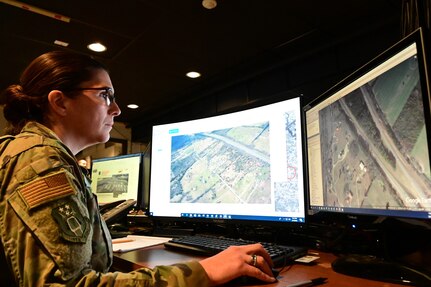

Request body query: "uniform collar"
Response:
[20, 121, 75, 156]
[21, 121, 62, 141]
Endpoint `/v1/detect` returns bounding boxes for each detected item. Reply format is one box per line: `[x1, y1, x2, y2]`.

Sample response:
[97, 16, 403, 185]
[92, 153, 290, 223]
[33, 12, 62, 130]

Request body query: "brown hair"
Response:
[2, 50, 107, 135]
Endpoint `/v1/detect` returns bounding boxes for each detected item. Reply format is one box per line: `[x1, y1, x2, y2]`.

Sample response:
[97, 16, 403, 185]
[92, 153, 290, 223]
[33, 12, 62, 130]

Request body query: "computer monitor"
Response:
[149, 97, 306, 228]
[91, 153, 143, 206]
[304, 28, 431, 284]
[305, 28, 431, 220]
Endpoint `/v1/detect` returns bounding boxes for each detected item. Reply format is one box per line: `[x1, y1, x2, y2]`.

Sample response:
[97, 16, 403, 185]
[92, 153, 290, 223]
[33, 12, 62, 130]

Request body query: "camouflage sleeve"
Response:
[73, 261, 211, 287]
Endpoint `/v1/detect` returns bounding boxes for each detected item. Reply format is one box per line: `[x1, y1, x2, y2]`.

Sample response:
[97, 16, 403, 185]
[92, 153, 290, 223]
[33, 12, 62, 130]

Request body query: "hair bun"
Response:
[3, 84, 32, 124]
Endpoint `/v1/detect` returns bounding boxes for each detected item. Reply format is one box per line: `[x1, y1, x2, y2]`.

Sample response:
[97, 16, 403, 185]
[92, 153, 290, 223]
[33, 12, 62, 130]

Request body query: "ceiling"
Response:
[0, 0, 407, 140]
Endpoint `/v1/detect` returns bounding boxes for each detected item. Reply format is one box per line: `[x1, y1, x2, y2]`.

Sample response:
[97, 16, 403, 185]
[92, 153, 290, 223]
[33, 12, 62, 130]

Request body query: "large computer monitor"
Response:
[304, 28, 431, 284]
[305, 28, 431, 219]
[149, 97, 306, 228]
[91, 153, 143, 206]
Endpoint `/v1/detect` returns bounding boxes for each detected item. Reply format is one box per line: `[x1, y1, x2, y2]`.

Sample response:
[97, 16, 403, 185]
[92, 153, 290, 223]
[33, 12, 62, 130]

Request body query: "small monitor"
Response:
[149, 97, 306, 225]
[91, 153, 143, 205]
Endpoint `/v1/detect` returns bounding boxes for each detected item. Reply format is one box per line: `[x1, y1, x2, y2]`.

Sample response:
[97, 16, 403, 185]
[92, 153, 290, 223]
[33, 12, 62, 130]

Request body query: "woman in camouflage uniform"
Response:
[0, 51, 276, 287]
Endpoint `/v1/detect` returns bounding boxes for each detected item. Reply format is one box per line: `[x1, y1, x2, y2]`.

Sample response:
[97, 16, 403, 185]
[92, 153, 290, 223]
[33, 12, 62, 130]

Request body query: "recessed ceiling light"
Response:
[186, 71, 201, 78]
[202, 0, 217, 9]
[127, 104, 139, 109]
[54, 40, 69, 47]
[87, 42, 107, 52]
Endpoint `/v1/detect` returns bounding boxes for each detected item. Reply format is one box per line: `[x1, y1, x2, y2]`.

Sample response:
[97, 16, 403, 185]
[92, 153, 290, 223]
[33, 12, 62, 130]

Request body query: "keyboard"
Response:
[164, 234, 308, 268]
[101, 199, 137, 225]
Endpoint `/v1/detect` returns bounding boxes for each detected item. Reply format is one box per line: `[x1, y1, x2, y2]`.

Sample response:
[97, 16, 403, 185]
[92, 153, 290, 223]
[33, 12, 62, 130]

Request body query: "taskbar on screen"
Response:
[181, 213, 305, 223]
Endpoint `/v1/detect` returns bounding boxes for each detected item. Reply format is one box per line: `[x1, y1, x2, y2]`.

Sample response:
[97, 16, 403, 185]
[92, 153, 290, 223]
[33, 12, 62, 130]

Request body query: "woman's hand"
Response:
[199, 243, 277, 286]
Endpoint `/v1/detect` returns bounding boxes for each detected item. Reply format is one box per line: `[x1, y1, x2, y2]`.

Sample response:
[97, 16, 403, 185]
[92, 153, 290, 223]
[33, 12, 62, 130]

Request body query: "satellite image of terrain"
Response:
[170, 122, 271, 204]
[319, 56, 431, 211]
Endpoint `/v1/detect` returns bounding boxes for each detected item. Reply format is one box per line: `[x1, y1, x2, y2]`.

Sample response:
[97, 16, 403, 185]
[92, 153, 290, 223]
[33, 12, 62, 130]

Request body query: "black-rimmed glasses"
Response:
[72, 87, 116, 106]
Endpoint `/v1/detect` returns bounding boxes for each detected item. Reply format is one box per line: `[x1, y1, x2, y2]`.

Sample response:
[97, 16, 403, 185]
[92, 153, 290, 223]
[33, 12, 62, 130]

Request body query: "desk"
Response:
[112, 244, 406, 287]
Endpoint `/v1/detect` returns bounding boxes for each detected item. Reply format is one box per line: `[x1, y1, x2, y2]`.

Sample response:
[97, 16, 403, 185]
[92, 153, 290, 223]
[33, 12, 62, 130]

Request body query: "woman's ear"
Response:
[47, 90, 68, 116]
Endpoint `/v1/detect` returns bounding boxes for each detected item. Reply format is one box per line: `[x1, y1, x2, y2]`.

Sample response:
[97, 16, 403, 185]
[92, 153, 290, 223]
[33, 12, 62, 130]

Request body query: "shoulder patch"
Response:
[18, 171, 76, 210]
[52, 200, 90, 243]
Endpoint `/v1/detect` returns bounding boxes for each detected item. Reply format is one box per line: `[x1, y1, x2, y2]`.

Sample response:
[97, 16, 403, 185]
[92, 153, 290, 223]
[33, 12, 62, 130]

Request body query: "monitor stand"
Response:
[331, 254, 431, 286]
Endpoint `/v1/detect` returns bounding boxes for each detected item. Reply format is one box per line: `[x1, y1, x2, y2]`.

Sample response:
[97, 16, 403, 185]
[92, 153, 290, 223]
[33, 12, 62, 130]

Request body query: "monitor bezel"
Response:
[303, 27, 431, 221]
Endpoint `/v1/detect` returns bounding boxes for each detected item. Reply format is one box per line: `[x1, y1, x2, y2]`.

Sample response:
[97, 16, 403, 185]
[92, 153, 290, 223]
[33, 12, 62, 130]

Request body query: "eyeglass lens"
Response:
[72, 88, 115, 106]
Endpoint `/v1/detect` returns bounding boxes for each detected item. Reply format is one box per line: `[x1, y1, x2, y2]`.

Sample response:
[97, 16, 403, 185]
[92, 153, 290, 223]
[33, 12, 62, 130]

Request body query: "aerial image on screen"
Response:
[170, 121, 271, 204]
[314, 50, 431, 212]
[96, 173, 129, 197]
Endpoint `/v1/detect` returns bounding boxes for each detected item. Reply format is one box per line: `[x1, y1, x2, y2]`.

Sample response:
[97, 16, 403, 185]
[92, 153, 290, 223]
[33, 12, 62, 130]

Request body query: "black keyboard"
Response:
[164, 234, 307, 268]
[101, 199, 136, 225]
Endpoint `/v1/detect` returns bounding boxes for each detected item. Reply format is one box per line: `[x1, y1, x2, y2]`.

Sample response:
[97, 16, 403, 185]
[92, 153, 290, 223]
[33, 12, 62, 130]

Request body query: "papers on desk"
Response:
[112, 235, 172, 253]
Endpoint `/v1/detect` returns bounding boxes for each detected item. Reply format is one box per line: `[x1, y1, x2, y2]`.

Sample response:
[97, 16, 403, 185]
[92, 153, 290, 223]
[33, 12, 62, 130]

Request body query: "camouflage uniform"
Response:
[0, 122, 210, 287]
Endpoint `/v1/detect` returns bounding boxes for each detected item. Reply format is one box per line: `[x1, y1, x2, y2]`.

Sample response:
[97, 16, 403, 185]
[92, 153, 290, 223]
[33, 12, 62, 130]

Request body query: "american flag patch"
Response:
[18, 171, 76, 210]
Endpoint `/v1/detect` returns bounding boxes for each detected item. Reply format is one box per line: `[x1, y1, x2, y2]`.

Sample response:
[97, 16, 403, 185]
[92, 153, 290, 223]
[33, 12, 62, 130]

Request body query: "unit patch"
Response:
[52, 200, 90, 243]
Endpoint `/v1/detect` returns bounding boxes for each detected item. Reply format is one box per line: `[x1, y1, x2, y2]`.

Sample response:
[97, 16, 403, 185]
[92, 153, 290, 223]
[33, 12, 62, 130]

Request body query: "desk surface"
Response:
[112, 244, 407, 287]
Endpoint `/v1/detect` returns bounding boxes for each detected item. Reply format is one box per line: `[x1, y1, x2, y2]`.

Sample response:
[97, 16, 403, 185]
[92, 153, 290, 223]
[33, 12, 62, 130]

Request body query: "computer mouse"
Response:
[271, 268, 280, 277]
